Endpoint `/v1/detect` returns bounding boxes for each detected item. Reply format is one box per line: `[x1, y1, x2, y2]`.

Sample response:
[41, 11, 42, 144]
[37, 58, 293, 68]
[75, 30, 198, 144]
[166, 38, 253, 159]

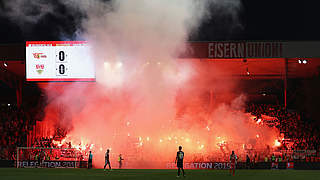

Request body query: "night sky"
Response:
[0, 0, 319, 43]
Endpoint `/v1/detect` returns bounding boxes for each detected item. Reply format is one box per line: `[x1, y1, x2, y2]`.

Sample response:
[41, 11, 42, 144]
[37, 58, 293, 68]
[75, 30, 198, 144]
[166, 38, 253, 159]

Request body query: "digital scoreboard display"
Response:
[26, 41, 95, 82]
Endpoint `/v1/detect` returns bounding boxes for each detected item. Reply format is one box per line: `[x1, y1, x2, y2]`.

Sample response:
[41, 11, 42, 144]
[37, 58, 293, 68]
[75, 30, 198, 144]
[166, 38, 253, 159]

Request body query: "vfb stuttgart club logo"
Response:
[33, 53, 47, 59]
[36, 64, 45, 75]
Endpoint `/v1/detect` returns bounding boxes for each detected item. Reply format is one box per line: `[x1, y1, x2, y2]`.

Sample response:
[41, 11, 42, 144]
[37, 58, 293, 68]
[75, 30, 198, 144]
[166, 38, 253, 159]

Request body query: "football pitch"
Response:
[1, 169, 320, 180]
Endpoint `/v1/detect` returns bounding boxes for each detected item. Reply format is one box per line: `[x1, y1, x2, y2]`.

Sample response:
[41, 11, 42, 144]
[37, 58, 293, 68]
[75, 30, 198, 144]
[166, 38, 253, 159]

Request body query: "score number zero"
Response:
[56, 50, 69, 76]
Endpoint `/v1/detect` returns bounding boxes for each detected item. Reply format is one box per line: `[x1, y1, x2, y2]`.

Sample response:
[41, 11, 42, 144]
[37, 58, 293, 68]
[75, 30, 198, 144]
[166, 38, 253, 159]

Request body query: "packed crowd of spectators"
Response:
[0, 104, 74, 160]
[246, 103, 320, 152]
[1, 100, 320, 162]
[32, 137, 55, 148]
[0, 105, 33, 160]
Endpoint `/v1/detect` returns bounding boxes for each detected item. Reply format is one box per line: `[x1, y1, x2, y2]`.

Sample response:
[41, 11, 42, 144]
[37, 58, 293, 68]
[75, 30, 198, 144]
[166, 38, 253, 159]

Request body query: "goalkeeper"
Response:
[118, 154, 124, 169]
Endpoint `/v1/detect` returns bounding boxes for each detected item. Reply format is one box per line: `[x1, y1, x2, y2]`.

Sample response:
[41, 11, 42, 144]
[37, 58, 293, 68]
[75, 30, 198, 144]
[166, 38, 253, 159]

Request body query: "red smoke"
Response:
[37, 59, 280, 169]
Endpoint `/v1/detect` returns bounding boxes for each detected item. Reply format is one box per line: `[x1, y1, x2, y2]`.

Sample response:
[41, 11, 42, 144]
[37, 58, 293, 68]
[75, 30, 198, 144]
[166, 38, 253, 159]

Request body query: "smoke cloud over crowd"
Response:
[2, 0, 281, 168]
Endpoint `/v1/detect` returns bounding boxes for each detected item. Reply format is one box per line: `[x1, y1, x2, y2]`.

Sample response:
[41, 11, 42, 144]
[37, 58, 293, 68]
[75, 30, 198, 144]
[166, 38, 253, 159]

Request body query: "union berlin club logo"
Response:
[33, 53, 47, 59]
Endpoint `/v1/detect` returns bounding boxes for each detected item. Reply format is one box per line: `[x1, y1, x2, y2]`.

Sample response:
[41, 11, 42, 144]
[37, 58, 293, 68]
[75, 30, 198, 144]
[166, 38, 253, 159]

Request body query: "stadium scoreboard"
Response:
[26, 41, 95, 82]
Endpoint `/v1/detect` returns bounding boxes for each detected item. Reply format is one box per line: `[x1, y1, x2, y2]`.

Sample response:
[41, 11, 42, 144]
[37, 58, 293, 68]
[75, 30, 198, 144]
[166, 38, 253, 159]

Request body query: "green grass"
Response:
[0, 169, 320, 180]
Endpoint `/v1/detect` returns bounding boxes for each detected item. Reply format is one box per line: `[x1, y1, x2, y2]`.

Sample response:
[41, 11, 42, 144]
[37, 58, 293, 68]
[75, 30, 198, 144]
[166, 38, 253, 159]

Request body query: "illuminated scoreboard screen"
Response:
[26, 41, 95, 82]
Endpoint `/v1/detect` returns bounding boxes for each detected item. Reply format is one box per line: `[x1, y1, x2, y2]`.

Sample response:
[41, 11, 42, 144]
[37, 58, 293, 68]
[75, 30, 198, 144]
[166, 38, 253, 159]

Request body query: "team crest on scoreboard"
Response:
[33, 53, 47, 59]
[36, 64, 45, 75]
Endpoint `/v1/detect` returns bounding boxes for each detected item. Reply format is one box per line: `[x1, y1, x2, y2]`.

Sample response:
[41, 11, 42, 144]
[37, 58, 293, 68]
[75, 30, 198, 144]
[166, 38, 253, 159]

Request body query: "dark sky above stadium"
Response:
[0, 0, 318, 43]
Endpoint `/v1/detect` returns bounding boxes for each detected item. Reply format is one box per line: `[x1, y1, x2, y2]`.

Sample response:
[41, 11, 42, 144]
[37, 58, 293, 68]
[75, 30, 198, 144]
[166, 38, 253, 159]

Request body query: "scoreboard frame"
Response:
[26, 41, 96, 82]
